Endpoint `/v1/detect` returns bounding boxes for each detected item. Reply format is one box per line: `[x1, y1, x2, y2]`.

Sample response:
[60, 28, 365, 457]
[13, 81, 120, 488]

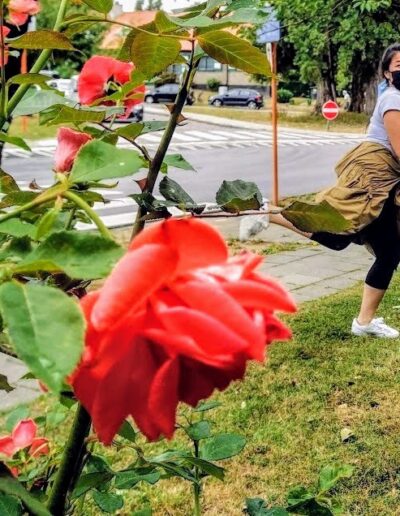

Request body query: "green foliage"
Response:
[37, 0, 106, 78]
[207, 77, 221, 91]
[277, 88, 294, 104]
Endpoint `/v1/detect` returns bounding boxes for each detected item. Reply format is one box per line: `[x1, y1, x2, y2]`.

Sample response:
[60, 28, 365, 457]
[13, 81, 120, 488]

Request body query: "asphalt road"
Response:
[3, 115, 360, 203]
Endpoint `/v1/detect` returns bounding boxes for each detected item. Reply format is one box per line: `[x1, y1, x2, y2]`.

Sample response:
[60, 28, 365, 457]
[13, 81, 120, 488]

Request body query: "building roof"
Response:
[101, 11, 193, 52]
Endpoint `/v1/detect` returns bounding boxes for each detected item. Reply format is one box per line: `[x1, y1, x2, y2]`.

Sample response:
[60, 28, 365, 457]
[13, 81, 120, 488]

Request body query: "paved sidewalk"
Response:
[0, 217, 373, 412]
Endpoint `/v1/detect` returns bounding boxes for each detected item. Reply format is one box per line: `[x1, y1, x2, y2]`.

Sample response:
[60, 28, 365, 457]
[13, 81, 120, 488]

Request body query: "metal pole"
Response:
[270, 42, 279, 205]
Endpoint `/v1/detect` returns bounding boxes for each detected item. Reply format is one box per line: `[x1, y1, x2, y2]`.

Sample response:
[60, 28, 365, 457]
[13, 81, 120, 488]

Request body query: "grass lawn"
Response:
[8, 266, 400, 515]
[9, 116, 59, 141]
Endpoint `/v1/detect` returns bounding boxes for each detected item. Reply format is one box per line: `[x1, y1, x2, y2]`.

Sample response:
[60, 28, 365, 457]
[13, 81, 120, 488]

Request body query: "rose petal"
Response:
[29, 438, 49, 457]
[129, 219, 228, 275]
[92, 244, 178, 332]
[12, 419, 36, 450]
[54, 128, 92, 173]
[148, 359, 179, 439]
[0, 436, 17, 457]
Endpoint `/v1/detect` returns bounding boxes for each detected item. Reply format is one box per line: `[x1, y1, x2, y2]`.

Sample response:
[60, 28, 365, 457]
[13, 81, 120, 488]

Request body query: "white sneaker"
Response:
[351, 317, 399, 338]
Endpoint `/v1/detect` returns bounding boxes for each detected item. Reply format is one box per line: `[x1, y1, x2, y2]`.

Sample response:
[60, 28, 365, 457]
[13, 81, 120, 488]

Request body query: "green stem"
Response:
[47, 405, 91, 516]
[193, 440, 202, 516]
[0, 0, 69, 129]
[0, 187, 63, 223]
[130, 41, 198, 240]
[63, 190, 113, 240]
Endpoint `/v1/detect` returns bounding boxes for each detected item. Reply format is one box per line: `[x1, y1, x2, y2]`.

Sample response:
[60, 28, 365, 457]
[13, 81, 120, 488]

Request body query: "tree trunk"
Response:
[364, 74, 379, 115]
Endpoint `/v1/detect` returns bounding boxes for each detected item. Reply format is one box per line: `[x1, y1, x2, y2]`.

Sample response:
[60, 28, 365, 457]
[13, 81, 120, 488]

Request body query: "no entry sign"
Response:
[322, 100, 339, 121]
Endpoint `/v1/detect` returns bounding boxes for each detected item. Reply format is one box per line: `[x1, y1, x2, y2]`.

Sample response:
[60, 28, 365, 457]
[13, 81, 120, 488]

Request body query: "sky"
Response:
[120, 0, 196, 11]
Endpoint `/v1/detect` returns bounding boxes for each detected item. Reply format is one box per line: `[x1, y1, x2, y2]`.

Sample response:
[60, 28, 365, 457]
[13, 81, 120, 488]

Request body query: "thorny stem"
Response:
[130, 40, 198, 240]
[47, 405, 91, 516]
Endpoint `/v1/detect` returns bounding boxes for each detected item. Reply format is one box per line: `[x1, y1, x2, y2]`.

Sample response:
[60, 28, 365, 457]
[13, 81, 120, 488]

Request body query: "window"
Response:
[198, 57, 222, 71]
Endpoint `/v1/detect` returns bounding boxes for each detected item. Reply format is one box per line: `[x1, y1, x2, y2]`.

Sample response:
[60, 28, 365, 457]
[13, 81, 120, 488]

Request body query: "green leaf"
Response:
[185, 421, 212, 441]
[246, 498, 289, 516]
[194, 400, 221, 412]
[133, 508, 152, 516]
[116, 123, 144, 141]
[183, 456, 225, 480]
[0, 134, 30, 152]
[286, 486, 314, 507]
[200, 434, 246, 461]
[35, 206, 62, 241]
[281, 201, 353, 233]
[7, 73, 49, 87]
[82, 0, 113, 14]
[9, 30, 74, 50]
[72, 472, 114, 499]
[154, 11, 180, 33]
[0, 191, 38, 209]
[40, 105, 107, 126]
[117, 29, 138, 62]
[6, 406, 29, 432]
[0, 220, 36, 239]
[0, 465, 51, 515]
[0, 282, 85, 393]
[92, 491, 124, 514]
[318, 464, 354, 494]
[70, 141, 145, 183]
[117, 420, 137, 443]
[159, 176, 195, 205]
[115, 469, 160, 490]
[163, 154, 195, 171]
[16, 231, 124, 280]
[0, 170, 19, 194]
[0, 238, 32, 263]
[142, 121, 168, 134]
[197, 30, 271, 75]
[216, 179, 263, 213]
[131, 32, 181, 77]
[0, 494, 22, 516]
[13, 90, 72, 117]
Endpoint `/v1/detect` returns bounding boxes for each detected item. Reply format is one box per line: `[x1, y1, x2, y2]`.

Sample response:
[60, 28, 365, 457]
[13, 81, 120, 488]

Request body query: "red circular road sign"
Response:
[322, 100, 339, 121]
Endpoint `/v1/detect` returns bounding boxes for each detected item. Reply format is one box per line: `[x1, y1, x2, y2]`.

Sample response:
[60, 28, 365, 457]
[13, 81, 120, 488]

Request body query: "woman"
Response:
[270, 43, 400, 338]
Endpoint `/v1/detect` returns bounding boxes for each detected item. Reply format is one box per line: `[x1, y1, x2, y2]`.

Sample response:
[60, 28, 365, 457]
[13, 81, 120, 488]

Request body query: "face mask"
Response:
[391, 70, 400, 90]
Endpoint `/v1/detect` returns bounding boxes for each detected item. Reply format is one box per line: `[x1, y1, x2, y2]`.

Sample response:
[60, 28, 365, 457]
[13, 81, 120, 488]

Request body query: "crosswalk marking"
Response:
[2, 128, 363, 160]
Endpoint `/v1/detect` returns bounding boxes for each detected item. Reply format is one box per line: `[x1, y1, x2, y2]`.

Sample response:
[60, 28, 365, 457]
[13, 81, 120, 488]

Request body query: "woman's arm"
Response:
[384, 110, 400, 158]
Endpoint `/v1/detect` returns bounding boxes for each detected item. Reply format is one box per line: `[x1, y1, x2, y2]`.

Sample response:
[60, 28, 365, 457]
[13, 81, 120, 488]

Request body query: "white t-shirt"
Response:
[366, 86, 400, 153]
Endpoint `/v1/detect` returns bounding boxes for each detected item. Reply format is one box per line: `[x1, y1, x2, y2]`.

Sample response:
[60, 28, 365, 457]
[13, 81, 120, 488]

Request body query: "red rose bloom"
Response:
[0, 419, 49, 459]
[77, 56, 145, 118]
[54, 127, 92, 174]
[8, 0, 40, 26]
[71, 219, 296, 444]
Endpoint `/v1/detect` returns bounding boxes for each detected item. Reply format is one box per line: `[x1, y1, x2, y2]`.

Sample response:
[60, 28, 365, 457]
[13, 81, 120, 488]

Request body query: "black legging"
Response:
[311, 195, 400, 290]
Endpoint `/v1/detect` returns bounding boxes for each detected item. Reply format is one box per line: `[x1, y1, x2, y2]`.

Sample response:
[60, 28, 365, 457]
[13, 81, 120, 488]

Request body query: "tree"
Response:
[37, 0, 105, 77]
[147, 0, 163, 9]
[135, 0, 144, 9]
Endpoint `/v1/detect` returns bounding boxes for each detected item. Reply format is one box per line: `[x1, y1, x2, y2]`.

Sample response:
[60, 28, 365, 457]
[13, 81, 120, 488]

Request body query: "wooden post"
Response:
[21, 49, 28, 133]
[270, 42, 279, 205]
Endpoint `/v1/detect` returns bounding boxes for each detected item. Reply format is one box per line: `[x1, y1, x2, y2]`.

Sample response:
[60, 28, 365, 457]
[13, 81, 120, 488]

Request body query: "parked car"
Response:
[145, 83, 195, 105]
[209, 89, 264, 109]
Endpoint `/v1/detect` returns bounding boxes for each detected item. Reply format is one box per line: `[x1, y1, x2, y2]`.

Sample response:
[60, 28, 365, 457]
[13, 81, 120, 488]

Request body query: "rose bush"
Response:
[0, 1, 334, 513]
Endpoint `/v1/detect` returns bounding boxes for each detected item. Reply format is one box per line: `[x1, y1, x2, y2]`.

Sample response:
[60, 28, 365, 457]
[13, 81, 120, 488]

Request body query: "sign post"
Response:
[322, 100, 339, 131]
[257, 6, 281, 205]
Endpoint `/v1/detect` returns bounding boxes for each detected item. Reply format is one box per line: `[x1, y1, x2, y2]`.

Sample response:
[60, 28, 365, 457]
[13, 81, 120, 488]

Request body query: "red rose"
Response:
[0, 419, 49, 460]
[54, 127, 92, 174]
[8, 0, 40, 26]
[71, 219, 296, 444]
[77, 56, 145, 119]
